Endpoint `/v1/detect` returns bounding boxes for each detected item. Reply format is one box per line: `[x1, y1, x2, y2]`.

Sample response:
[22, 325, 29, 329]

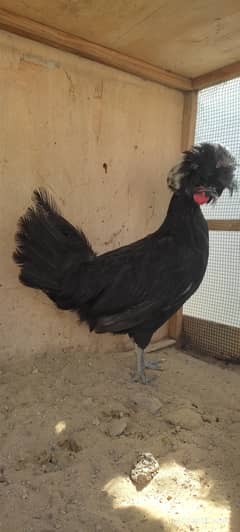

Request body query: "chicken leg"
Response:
[132, 345, 162, 384]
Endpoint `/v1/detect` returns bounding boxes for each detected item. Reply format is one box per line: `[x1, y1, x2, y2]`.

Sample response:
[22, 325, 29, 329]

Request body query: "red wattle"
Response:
[193, 191, 209, 205]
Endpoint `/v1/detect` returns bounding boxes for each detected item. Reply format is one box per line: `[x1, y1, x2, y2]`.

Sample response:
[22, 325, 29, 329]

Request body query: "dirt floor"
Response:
[1, 345, 240, 532]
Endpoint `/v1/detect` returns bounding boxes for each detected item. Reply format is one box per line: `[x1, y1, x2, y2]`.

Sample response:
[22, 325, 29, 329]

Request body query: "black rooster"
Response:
[13, 143, 236, 383]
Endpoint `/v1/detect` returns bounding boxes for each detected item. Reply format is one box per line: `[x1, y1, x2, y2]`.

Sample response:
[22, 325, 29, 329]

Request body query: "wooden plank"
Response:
[0, 27, 184, 357]
[168, 91, 198, 345]
[114, 4, 240, 79]
[0, 8, 192, 91]
[146, 338, 176, 353]
[193, 61, 240, 90]
[0, 2, 240, 79]
[181, 91, 198, 151]
[168, 311, 185, 347]
[208, 220, 240, 232]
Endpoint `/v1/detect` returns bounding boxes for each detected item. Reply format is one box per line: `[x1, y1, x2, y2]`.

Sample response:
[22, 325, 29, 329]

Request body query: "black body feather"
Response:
[13, 143, 236, 350]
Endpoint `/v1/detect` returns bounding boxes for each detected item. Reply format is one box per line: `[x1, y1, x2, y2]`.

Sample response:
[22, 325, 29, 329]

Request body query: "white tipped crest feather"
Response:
[167, 154, 184, 191]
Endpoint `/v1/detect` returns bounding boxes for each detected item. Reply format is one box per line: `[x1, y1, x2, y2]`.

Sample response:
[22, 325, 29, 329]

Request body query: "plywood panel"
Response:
[114, 2, 240, 77]
[0, 1, 162, 46]
[0, 1, 240, 78]
[0, 8, 192, 91]
[0, 30, 184, 358]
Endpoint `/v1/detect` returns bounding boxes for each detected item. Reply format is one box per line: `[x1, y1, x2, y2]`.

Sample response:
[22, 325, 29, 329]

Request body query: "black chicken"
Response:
[13, 143, 236, 383]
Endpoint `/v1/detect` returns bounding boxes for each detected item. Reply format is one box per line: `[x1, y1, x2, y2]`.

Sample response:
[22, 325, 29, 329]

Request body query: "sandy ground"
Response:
[0, 345, 240, 532]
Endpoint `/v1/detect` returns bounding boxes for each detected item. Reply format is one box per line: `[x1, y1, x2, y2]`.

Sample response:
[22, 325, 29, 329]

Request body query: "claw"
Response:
[144, 360, 162, 371]
[131, 371, 154, 385]
[132, 371, 147, 384]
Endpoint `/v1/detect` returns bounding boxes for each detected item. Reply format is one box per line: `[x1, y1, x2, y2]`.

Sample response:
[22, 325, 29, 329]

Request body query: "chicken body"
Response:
[74, 193, 208, 342]
[14, 190, 208, 382]
[13, 143, 236, 383]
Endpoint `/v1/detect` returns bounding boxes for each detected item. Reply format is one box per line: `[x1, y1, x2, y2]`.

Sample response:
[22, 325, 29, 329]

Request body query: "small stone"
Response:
[130, 452, 159, 489]
[133, 394, 163, 415]
[201, 414, 214, 423]
[192, 403, 199, 409]
[92, 417, 100, 426]
[166, 407, 202, 430]
[167, 495, 172, 501]
[58, 438, 81, 453]
[32, 368, 39, 374]
[146, 397, 163, 415]
[108, 418, 127, 437]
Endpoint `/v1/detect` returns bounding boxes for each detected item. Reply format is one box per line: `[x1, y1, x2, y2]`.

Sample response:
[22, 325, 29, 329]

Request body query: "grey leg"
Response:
[132, 345, 162, 384]
[132, 346, 147, 384]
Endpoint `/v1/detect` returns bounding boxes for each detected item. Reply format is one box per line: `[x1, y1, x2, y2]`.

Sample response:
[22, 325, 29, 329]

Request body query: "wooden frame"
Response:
[183, 315, 240, 362]
[168, 91, 198, 345]
[168, 91, 240, 342]
[0, 8, 239, 92]
[208, 220, 240, 231]
[0, 8, 192, 92]
[170, 218, 240, 343]
[193, 61, 240, 90]
[0, 8, 239, 348]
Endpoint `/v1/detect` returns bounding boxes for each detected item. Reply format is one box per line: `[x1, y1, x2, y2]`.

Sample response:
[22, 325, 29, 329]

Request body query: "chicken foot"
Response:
[132, 345, 162, 384]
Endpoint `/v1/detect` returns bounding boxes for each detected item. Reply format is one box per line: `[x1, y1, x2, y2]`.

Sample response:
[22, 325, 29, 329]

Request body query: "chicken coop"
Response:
[1, 1, 239, 361]
[0, 3, 240, 532]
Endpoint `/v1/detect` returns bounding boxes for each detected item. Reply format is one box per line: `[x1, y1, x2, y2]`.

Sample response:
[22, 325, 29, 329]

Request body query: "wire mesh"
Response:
[195, 78, 240, 220]
[185, 231, 240, 328]
[183, 316, 240, 362]
[184, 78, 240, 361]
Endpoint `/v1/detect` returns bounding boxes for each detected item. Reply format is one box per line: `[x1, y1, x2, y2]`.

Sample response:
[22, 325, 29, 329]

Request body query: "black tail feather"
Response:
[13, 188, 95, 306]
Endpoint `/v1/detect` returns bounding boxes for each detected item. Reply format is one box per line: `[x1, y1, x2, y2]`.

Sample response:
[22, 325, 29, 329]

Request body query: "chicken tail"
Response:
[13, 188, 95, 308]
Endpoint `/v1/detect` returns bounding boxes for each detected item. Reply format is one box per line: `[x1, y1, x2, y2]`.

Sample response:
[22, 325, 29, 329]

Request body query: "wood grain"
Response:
[0, 8, 192, 90]
[0, 28, 184, 355]
[208, 220, 240, 232]
[193, 61, 240, 89]
[0, 1, 240, 78]
[181, 92, 198, 151]
[168, 91, 198, 344]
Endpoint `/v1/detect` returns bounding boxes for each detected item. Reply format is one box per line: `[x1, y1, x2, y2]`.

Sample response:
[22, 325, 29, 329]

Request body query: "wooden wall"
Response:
[0, 29, 184, 358]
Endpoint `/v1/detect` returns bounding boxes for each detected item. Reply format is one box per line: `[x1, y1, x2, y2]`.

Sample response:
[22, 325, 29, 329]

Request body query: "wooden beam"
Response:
[146, 338, 176, 353]
[0, 8, 192, 91]
[193, 61, 240, 90]
[168, 90, 198, 345]
[181, 91, 198, 151]
[168, 311, 185, 347]
[208, 220, 240, 231]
